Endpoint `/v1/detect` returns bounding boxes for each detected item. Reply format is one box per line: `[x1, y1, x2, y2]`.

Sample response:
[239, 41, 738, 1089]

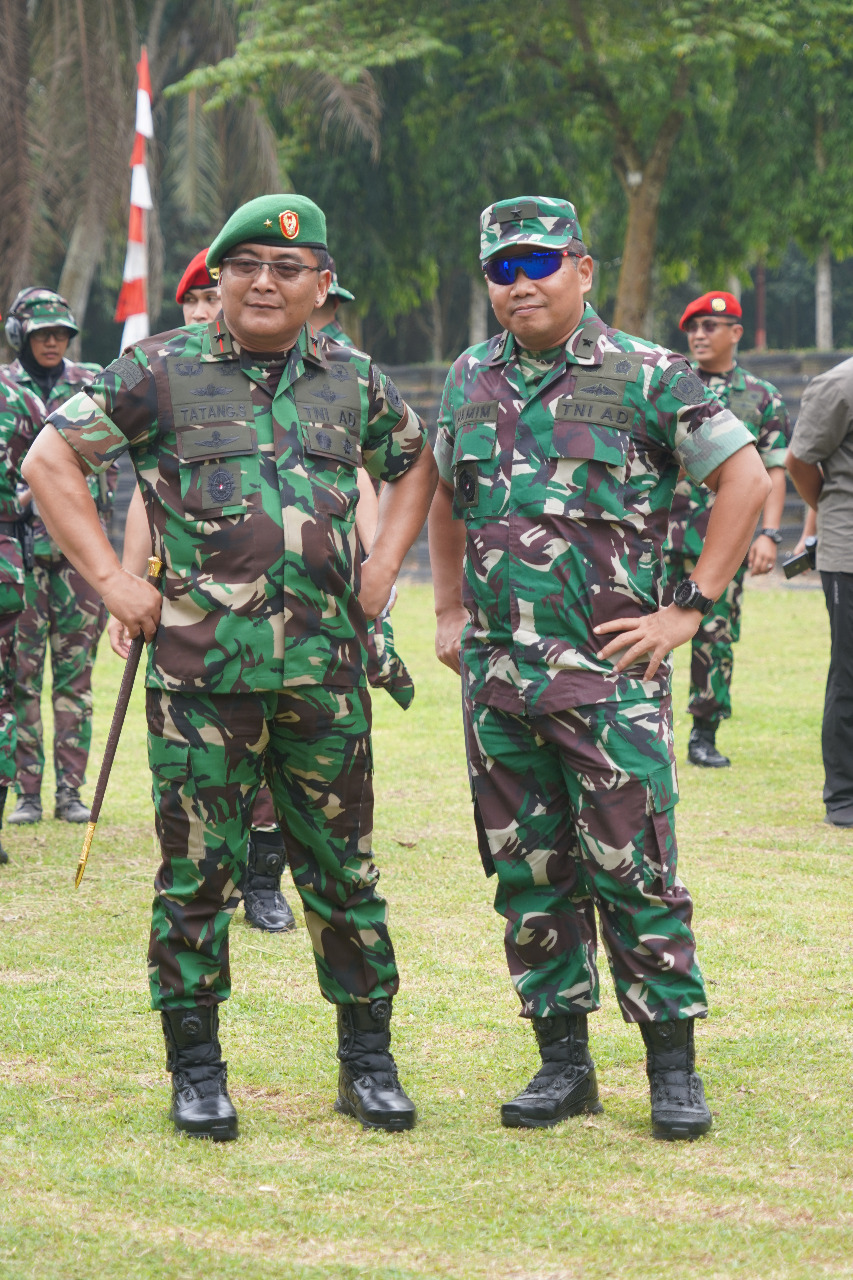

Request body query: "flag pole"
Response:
[114, 46, 153, 350]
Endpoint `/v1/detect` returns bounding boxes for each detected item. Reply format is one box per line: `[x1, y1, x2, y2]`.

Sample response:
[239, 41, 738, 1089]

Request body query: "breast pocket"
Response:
[301, 420, 360, 520]
[177, 423, 259, 518]
[451, 422, 504, 520]
[548, 420, 628, 519]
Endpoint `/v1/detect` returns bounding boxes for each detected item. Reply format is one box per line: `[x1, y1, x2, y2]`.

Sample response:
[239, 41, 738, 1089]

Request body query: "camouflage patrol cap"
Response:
[328, 258, 355, 302]
[9, 287, 78, 339]
[207, 195, 327, 271]
[479, 196, 584, 262]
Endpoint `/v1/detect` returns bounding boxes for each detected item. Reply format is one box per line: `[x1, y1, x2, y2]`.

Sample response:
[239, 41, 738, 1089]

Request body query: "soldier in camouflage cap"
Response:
[663, 291, 790, 768]
[2, 287, 117, 828]
[429, 195, 771, 1139]
[23, 193, 437, 1141]
[0, 370, 42, 863]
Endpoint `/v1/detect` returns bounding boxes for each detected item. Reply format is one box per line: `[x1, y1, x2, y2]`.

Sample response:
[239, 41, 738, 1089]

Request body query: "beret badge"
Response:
[711, 297, 726, 312]
[280, 210, 300, 239]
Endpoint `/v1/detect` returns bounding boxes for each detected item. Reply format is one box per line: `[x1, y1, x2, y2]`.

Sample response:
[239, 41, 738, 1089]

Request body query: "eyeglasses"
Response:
[482, 249, 579, 287]
[684, 318, 738, 335]
[222, 257, 321, 283]
[30, 327, 70, 342]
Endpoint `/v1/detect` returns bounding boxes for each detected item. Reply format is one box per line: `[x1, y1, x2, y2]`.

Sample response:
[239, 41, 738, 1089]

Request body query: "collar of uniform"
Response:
[695, 358, 744, 389]
[301, 324, 328, 368]
[487, 305, 606, 369]
[488, 331, 512, 366]
[566, 305, 608, 365]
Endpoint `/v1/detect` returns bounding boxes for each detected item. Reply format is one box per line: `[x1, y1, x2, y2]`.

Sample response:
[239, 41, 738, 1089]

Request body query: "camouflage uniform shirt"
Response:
[665, 360, 789, 559]
[0, 376, 42, 605]
[435, 303, 755, 714]
[320, 319, 356, 350]
[48, 322, 426, 693]
[4, 356, 110, 555]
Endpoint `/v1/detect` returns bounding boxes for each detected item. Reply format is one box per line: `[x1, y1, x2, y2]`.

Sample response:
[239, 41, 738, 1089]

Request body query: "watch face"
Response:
[674, 580, 695, 606]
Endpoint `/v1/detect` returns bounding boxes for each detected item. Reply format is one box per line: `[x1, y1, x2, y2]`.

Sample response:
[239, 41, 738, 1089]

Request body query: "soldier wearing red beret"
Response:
[663, 291, 790, 767]
[175, 249, 221, 325]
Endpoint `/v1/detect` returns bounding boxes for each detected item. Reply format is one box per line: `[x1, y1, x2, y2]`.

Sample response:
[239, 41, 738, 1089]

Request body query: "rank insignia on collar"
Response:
[280, 210, 300, 238]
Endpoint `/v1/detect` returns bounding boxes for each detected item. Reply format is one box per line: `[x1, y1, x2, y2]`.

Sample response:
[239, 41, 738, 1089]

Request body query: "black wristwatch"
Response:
[758, 527, 783, 545]
[673, 579, 714, 615]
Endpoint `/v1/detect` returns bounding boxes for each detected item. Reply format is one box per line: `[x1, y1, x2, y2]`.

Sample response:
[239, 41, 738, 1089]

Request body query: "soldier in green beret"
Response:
[311, 258, 357, 349]
[429, 195, 771, 1139]
[23, 193, 437, 1141]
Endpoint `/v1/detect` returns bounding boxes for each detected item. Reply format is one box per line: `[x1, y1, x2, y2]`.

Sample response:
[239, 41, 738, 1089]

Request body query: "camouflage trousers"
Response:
[147, 685, 398, 1010]
[248, 615, 414, 832]
[664, 551, 744, 721]
[0, 594, 23, 787]
[14, 555, 107, 794]
[463, 692, 708, 1023]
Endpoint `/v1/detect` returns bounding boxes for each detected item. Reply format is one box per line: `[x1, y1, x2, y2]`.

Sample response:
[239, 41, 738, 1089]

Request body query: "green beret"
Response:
[479, 196, 584, 262]
[207, 195, 327, 270]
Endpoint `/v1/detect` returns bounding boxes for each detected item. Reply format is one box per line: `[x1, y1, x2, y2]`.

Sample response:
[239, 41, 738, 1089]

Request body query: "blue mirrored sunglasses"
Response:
[483, 249, 578, 286]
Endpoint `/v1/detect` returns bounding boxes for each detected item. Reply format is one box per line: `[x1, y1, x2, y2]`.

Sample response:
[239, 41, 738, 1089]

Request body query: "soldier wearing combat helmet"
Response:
[663, 290, 790, 768]
[23, 194, 437, 1142]
[0, 364, 42, 863]
[3, 288, 116, 827]
[429, 196, 770, 1139]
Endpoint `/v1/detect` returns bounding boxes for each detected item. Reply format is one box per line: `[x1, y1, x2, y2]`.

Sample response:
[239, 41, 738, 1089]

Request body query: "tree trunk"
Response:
[612, 178, 666, 337]
[727, 274, 742, 303]
[57, 200, 107, 359]
[0, 0, 33, 330]
[430, 293, 444, 363]
[468, 274, 489, 347]
[815, 242, 833, 350]
[754, 261, 766, 350]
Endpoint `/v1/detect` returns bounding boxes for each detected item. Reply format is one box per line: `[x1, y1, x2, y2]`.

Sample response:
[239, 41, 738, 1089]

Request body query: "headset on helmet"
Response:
[4, 287, 78, 353]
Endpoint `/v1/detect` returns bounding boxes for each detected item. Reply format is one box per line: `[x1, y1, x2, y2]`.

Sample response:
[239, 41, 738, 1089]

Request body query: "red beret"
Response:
[679, 291, 742, 330]
[175, 249, 218, 304]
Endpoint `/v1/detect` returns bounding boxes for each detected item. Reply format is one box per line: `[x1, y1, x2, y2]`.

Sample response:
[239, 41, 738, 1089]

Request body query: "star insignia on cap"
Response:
[509, 206, 524, 221]
[264, 219, 273, 228]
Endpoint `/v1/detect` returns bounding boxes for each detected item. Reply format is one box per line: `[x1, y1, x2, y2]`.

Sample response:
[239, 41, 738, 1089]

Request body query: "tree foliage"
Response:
[8, 0, 853, 363]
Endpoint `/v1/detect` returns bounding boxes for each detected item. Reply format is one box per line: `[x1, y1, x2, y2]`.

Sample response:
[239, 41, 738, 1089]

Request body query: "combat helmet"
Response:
[4, 287, 79, 352]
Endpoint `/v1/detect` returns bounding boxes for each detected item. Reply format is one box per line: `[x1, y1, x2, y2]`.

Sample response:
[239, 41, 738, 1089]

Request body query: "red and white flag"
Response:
[115, 47, 153, 349]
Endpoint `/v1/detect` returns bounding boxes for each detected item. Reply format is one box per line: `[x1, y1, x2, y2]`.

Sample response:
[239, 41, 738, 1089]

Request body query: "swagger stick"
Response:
[75, 555, 163, 888]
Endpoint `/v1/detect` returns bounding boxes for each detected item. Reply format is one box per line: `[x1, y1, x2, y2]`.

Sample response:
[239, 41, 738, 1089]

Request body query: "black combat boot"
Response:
[687, 717, 730, 768]
[7, 792, 42, 825]
[243, 829, 296, 932]
[640, 1018, 712, 1141]
[0, 786, 8, 864]
[54, 785, 92, 823]
[160, 1006, 238, 1141]
[335, 998, 417, 1131]
[501, 1013, 603, 1129]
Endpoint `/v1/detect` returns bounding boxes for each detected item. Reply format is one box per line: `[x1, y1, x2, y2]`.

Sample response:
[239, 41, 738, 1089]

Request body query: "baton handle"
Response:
[74, 556, 163, 888]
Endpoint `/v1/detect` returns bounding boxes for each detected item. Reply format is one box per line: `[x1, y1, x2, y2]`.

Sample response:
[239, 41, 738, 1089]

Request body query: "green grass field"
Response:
[1, 582, 851, 1280]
